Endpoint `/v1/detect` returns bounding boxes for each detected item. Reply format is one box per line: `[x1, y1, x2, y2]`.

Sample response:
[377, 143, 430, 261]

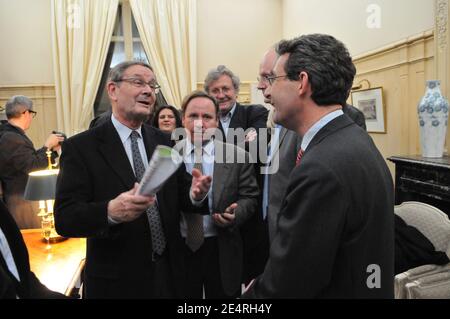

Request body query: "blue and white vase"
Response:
[417, 80, 449, 158]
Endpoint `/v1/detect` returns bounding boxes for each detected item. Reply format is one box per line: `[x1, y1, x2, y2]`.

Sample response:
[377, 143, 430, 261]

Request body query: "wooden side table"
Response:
[21, 229, 86, 296]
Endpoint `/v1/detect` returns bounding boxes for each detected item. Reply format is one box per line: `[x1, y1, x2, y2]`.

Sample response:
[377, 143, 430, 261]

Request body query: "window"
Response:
[93, 1, 166, 117]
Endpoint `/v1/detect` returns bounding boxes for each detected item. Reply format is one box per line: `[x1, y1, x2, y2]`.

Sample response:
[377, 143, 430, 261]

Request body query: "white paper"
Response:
[137, 145, 183, 196]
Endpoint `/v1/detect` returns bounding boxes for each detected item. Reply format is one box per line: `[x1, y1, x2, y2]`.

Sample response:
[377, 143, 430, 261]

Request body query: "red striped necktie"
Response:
[295, 148, 304, 166]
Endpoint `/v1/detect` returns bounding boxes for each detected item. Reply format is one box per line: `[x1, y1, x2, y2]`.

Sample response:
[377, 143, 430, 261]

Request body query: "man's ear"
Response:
[297, 71, 310, 96]
[107, 81, 118, 102]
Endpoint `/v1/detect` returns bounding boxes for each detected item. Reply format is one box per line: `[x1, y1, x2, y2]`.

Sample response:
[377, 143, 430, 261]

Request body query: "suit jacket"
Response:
[0, 201, 65, 299]
[218, 103, 269, 281]
[266, 128, 301, 242]
[208, 141, 259, 296]
[264, 104, 363, 243]
[344, 104, 366, 130]
[244, 115, 394, 298]
[0, 123, 58, 228]
[219, 103, 269, 143]
[54, 119, 202, 298]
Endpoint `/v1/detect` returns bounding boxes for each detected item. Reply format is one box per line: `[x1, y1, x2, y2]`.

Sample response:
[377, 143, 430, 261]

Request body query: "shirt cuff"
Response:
[190, 187, 208, 206]
[107, 215, 121, 225]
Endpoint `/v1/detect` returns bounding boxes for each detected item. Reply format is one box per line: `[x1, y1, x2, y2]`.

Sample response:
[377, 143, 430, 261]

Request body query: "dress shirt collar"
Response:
[220, 103, 237, 122]
[111, 114, 143, 143]
[184, 139, 215, 158]
[301, 110, 344, 151]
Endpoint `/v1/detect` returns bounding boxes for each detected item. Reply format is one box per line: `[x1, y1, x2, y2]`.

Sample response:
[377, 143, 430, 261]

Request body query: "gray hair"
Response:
[5, 95, 33, 119]
[108, 61, 154, 82]
[204, 65, 240, 94]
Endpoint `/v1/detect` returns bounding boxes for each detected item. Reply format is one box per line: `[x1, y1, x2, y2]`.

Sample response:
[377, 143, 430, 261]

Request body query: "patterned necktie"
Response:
[185, 146, 205, 252]
[130, 130, 166, 255]
[296, 148, 304, 166]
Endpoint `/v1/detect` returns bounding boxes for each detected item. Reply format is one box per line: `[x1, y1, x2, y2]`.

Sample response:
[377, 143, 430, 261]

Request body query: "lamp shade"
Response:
[23, 169, 59, 201]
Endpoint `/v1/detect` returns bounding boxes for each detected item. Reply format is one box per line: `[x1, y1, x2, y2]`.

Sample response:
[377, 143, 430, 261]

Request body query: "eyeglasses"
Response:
[257, 75, 270, 84]
[23, 110, 37, 118]
[265, 75, 289, 85]
[116, 78, 161, 93]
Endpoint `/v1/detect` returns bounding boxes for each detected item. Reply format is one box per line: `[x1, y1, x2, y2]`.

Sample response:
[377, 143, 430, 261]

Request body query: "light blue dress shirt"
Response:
[262, 124, 282, 219]
[220, 103, 237, 136]
[0, 227, 20, 282]
[300, 110, 344, 151]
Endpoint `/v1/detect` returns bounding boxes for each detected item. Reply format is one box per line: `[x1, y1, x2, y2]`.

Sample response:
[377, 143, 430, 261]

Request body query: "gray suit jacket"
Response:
[192, 140, 259, 296]
[266, 128, 300, 242]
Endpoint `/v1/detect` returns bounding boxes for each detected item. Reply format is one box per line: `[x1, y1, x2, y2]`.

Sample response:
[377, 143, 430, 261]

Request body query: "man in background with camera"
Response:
[0, 95, 64, 229]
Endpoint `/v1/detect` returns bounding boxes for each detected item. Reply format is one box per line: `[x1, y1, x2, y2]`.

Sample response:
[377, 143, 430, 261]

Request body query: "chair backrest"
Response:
[394, 201, 450, 257]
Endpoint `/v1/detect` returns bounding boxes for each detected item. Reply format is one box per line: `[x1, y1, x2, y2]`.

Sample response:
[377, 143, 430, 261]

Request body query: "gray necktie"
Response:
[185, 146, 205, 252]
[130, 130, 166, 255]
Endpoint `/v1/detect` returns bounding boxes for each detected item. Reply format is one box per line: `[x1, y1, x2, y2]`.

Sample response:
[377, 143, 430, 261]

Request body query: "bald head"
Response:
[257, 46, 278, 104]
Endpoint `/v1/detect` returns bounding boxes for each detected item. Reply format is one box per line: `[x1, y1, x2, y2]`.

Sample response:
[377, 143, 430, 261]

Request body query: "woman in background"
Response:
[152, 105, 182, 134]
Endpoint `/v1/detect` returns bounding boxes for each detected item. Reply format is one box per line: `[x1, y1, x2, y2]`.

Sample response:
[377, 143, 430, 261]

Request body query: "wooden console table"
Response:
[387, 155, 450, 215]
[21, 229, 86, 296]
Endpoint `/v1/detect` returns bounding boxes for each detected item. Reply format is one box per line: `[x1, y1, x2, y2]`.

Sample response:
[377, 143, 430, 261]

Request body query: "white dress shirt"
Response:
[180, 140, 218, 238]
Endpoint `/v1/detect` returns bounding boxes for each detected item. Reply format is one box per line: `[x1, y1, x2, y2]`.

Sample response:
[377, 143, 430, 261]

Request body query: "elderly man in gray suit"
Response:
[177, 90, 259, 299]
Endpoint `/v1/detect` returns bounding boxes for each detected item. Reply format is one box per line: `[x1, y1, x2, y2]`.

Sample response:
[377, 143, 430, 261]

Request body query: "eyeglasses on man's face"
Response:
[23, 110, 37, 118]
[264, 74, 289, 85]
[116, 77, 161, 93]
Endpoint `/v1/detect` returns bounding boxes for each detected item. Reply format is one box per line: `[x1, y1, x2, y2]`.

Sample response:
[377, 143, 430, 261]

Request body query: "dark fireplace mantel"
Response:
[388, 155, 450, 216]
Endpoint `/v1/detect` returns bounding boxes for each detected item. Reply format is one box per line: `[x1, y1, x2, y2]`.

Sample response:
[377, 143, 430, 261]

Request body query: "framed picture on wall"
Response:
[351, 87, 386, 133]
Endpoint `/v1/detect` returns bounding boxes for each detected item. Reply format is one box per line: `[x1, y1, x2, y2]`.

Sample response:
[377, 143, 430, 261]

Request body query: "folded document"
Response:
[137, 145, 183, 196]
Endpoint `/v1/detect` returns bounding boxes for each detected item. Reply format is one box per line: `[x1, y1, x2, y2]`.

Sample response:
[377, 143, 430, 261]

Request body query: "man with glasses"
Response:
[89, 70, 162, 129]
[0, 95, 63, 229]
[243, 34, 394, 298]
[257, 46, 366, 244]
[54, 61, 212, 298]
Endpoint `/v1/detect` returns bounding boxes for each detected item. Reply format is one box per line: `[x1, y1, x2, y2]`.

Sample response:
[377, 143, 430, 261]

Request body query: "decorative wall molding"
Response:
[434, 0, 450, 150]
[352, 33, 436, 175]
[436, 0, 449, 50]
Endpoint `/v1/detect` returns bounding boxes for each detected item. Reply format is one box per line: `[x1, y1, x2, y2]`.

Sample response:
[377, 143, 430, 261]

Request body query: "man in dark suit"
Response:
[344, 104, 366, 130]
[204, 65, 269, 284]
[177, 91, 259, 298]
[243, 34, 394, 298]
[0, 96, 64, 229]
[54, 61, 211, 299]
[0, 201, 66, 298]
[257, 47, 366, 243]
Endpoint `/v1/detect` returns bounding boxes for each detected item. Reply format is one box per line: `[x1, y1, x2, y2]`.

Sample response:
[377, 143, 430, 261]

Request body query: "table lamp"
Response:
[23, 150, 64, 242]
